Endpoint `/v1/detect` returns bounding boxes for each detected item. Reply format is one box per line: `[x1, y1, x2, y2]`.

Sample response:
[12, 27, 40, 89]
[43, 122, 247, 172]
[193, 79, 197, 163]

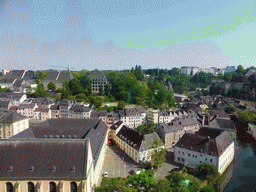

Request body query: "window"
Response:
[182, 152, 184, 155]
[210, 159, 212, 163]
[49, 182, 56, 192]
[28, 182, 35, 192]
[205, 158, 207, 161]
[188, 153, 191, 157]
[177, 157, 181, 161]
[182, 158, 185, 162]
[178, 151, 180, 154]
[6, 182, 13, 192]
[200, 154, 202, 156]
[195, 155, 197, 158]
[70, 182, 77, 192]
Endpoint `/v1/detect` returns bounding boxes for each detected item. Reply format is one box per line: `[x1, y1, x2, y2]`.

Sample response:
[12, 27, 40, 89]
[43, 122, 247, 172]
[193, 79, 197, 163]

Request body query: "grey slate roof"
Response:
[58, 72, 73, 81]
[23, 70, 36, 79]
[0, 92, 25, 100]
[70, 105, 91, 112]
[0, 139, 88, 179]
[208, 118, 236, 130]
[175, 127, 233, 157]
[0, 111, 27, 123]
[50, 104, 60, 110]
[119, 107, 146, 117]
[110, 121, 123, 130]
[43, 71, 59, 80]
[0, 101, 11, 108]
[11, 118, 108, 168]
[88, 71, 107, 81]
[117, 125, 144, 151]
[18, 103, 36, 109]
[140, 132, 163, 151]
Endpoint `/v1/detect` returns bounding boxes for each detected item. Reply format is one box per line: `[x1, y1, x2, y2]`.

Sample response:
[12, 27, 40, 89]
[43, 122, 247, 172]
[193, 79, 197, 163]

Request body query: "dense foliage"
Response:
[237, 109, 256, 123]
[136, 123, 157, 134]
[150, 139, 166, 169]
[105, 69, 176, 109]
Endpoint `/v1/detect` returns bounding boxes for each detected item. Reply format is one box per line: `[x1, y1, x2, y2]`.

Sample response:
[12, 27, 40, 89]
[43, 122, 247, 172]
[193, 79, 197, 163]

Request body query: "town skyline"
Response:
[0, 0, 256, 71]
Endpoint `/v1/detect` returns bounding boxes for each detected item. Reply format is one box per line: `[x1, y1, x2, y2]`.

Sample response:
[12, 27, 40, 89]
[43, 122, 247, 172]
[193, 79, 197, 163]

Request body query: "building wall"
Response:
[147, 110, 159, 124]
[218, 142, 234, 174]
[121, 113, 146, 129]
[12, 119, 29, 136]
[115, 136, 139, 163]
[174, 146, 218, 169]
[93, 131, 108, 187]
[0, 179, 86, 192]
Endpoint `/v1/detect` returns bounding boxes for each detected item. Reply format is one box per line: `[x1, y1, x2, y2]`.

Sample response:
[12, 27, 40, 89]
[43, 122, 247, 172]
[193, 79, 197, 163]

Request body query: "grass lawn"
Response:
[184, 173, 204, 184]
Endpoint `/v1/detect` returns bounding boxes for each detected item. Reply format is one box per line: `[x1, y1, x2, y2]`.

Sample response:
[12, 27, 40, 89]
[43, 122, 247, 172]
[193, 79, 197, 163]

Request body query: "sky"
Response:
[0, 0, 255, 71]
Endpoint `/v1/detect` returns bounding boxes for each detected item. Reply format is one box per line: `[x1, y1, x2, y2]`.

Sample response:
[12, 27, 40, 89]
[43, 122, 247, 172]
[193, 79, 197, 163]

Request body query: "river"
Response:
[223, 141, 256, 192]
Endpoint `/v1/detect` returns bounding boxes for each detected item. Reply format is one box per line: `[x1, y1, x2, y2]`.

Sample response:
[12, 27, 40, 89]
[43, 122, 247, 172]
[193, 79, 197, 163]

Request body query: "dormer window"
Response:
[43, 135, 47, 138]
[70, 166, 76, 172]
[73, 135, 77, 139]
[29, 166, 34, 172]
[67, 135, 72, 139]
[55, 135, 59, 139]
[7, 166, 13, 172]
[51, 166, 56, 172]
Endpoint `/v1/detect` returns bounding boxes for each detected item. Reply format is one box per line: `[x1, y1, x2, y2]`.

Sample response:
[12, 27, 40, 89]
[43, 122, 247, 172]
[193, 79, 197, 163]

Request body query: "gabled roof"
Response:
[50, 104, 60, 110]
[0, 111, 28, 123]
[23, 70, 36, 79]
[43, 71, 59, 80]
[208, 118, 236, 130]
[0, 139, 88, 179]
[175, 127, 233, 157]
[110, 121, 123, 130]
[18, 103, 37, 109]
[0, 92, 25, 100]
[140, 132, 163, 151]
[58, 71, 73, 81]
[11, 118, 108, 167]
[88, 71, 107, 81]
[70, 105, 91, 112]
[117, 125, 144, 151]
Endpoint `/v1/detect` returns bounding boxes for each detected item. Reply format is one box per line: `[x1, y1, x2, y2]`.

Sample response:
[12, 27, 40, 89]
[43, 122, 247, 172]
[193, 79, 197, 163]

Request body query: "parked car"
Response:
[104, 172, 109, 177]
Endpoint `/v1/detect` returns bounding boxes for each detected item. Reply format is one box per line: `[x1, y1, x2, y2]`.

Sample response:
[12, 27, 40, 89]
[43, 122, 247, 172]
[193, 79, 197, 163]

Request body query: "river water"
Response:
[223, 142, 256, 192]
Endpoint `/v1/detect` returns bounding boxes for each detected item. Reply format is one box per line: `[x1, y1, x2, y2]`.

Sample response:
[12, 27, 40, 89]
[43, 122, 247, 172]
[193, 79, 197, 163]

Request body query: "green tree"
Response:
[198, 163, 219, 182]
[223, 72, 233, 82]
[118, 100, 127, 109]
[99, 84, 104, 95]
[237, 109, 256, 123]
[26, 85, 32, 95]
[187, 181, 200, 192]
[129, 170, 156, 191]
[236, 65, 245, 76]
[75, 93, 87, 102]
[79, 74, 92, 96]
[69, 78, 81, 95]
[224, 105, 236, 113]
[47, 81, 57, 91]
[201, 185, 215, 192]
[90, 97, 104, 109]
[136, 123, 156, 134]
[35, 83, 49, 97]
[104, 84, 111, 96]
[154, 178, 172, 192]
[166, 171, 185, 191]
[36, 71, 48, 84]
[151, 139, 166, 169]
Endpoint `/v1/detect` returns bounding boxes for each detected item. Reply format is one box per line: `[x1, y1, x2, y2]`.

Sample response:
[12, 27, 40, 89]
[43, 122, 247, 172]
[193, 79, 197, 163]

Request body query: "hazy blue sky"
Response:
[0, 0, 255, 71]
